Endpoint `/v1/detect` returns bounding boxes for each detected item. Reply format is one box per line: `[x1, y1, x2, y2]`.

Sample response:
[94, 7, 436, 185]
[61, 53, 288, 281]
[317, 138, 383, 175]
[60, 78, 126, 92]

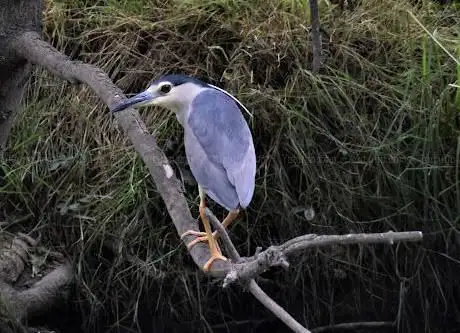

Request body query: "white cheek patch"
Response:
[163, 164, 174, 178]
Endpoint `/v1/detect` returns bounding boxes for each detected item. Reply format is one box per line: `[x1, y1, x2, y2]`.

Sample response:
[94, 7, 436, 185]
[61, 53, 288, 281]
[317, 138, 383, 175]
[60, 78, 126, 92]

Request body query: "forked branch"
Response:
[12, 31, 424, 333]
[206, 209, 422, 333]
[206, 209, 311, 333]
[223, 230, 423, 287]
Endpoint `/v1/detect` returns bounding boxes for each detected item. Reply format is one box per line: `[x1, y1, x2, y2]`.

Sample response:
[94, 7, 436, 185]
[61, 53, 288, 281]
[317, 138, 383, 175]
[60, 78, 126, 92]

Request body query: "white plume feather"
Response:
[207, 84, 253, 119]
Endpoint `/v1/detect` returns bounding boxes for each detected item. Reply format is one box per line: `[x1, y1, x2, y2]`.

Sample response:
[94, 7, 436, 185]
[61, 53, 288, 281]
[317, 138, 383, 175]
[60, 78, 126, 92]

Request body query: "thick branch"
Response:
[0, 63, 31, 152]
[0, 262, 73, 321]
[0, 0, 42, 152]
[0, 232, 72, 320]
[0, 231, 73, 322]
[11, 31, 230, 277]
[19, 262, 73, 319]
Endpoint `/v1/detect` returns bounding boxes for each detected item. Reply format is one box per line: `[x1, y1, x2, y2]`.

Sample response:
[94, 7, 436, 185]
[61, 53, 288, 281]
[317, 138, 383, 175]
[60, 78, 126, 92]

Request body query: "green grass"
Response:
[1, 0, 460, 332]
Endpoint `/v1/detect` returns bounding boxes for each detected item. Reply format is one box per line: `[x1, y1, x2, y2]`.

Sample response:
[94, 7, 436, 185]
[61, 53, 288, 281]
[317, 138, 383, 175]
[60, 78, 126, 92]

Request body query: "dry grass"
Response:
[1, 0, 460, 332]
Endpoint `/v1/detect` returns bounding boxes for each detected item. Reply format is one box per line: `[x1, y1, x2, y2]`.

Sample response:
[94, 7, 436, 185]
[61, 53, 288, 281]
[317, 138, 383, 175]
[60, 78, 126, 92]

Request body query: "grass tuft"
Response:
[2, 0, 460, 332]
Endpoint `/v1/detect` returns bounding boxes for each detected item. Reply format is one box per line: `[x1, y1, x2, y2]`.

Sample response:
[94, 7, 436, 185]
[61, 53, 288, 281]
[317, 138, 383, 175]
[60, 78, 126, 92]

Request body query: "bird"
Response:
[112, 74, 256, 271]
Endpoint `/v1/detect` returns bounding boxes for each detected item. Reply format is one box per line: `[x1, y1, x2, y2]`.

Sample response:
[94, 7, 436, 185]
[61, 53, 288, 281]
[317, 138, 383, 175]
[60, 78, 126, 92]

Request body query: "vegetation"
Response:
[1, 0, 459, 331]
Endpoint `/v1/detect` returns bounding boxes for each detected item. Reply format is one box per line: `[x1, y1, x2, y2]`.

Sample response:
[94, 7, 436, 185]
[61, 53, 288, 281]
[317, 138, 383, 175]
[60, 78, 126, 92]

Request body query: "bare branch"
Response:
[224, 231, 423, 286]
[204, 208, 412, 333]
[248, 280, 311, 333]
[206, 208, 312, 333]
[309, 0, 322, 73]
[281, 231, 423, 256]
[311, 321, 394, 332]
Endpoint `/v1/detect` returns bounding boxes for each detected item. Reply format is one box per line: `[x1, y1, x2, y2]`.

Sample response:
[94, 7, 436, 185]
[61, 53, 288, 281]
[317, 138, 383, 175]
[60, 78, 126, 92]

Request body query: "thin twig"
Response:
[205, 208, 241, 262]
[309, 0, 322, 73]
[311, 321, 394, 332]
[395, 280, 407, 332]
[281, 231, 423, 256]
[248, 280, 311, 333]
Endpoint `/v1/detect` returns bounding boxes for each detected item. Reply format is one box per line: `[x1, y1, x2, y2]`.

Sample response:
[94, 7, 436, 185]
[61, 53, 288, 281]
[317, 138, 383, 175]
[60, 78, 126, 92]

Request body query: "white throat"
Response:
[166, 82, 204, 126]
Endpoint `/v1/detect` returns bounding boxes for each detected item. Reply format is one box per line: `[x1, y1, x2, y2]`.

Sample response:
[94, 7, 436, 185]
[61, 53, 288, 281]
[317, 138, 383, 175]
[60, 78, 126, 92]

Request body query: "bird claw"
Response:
[180, 229, 227, 270]
[183, 233, 207, 250]
[180, 230, 207, 239]
[180, 230, 220, 249]
[203, 253, 227, 272]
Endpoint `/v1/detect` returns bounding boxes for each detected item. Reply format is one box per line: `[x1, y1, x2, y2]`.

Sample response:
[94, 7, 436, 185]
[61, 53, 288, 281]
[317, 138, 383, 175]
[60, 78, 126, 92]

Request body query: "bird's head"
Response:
[112, 74, 208, 113]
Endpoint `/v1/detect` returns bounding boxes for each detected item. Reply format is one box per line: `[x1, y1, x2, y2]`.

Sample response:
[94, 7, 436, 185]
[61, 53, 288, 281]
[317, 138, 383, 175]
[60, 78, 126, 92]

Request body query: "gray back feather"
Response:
[187, 88, 256, 209]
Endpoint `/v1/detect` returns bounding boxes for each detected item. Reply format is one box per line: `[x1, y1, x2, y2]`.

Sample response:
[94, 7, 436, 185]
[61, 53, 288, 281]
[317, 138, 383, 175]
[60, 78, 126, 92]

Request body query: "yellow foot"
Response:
[180, 229, 227, 271]
[203, 252, 227, 272]
[180, 230, 219, 250]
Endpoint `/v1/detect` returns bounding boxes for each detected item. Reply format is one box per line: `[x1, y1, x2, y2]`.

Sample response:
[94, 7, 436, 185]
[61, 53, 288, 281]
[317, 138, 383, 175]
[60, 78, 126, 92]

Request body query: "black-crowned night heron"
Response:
[112, 74, 256, 271]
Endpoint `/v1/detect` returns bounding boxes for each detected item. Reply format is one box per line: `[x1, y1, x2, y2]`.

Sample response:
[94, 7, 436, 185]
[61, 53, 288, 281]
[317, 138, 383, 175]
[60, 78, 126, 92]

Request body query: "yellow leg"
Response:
[182, 209, 240, 244]
[199, 204, 227, 271]
[212, 210, 240, 241]
[180, 187, 227, 271]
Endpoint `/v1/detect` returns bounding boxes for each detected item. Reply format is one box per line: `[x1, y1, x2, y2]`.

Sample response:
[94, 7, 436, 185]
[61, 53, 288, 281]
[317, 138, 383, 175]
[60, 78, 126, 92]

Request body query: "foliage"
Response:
[1, 0, 459, 332]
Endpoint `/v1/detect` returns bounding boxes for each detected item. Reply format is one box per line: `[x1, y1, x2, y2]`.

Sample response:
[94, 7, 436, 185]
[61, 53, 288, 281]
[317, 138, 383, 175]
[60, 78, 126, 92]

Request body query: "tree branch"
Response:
[280, 231, 422, 255]
[19, 262, 73, 319]
[223, 231, 423, 286]
[206, 209, 417, 332]
[311, 321, 394, 332]
[206, 209, 311, 333]
[309, 0, 322, 73]
[248, 280, 311, 333]
[0, 232, 73, 322]
[11, 31, 231, 277]
[11, 31, 424, 333]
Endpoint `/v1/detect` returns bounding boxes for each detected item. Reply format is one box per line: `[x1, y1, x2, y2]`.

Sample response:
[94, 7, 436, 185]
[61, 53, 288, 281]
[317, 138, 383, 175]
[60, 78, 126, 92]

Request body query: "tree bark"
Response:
[0, 1, 74, 328]
[0, 0, 44, 150]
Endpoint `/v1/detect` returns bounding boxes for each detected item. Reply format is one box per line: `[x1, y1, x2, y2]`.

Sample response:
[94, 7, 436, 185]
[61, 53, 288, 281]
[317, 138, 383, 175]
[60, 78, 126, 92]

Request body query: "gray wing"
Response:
[186, 88, 256, 209]
[184, 132, 240, 210]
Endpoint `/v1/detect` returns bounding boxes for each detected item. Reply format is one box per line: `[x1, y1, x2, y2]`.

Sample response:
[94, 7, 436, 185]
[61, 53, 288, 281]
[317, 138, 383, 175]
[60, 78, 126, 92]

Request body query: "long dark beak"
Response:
[112, 90, 158, 113]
